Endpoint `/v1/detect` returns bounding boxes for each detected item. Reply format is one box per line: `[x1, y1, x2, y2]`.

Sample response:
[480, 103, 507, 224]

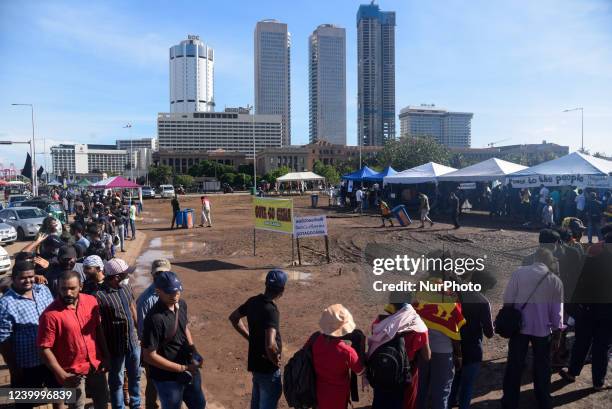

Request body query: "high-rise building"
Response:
[51, 144, 128, 175]
[399, 105, 474, 147]
[357, 3, 396, 146]
[309, 24, 346, 145]
[255, 20, 291, 146]
[116, 138, 158, 152]
[170, 35, 214, 113]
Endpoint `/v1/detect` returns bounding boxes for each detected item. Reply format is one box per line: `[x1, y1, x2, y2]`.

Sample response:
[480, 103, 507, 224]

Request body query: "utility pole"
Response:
[11, 104, 37, 196]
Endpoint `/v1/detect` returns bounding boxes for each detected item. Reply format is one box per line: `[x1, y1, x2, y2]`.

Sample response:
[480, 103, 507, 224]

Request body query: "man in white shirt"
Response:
[200, 196, 212, 227]
[575, 189, 586, 219]
[354, 188, 364, 214]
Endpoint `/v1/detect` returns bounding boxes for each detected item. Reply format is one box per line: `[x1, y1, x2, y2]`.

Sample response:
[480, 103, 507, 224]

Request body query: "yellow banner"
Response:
[253, 197, 294, 234]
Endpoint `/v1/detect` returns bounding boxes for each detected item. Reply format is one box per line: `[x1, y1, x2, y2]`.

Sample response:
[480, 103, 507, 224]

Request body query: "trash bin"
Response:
[183, 208, 194, 229]
[175, 210, 184, 227]
[391, 204, 413, 226]
[311, 194, 319, 208]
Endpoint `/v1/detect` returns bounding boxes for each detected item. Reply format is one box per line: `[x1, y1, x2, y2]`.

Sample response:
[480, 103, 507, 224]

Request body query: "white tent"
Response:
[384, 162, 457, 185]
[508, 152, 612, 188]
[276, 171, 325, 182]
[438, 158, 527, 182]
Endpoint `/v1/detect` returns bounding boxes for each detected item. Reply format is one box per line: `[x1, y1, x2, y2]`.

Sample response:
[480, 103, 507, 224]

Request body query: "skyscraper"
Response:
[255, 20, 291, 146]
[309, 24, 346, 145]
[169, 35, 214, 113]
[357, 3, 396, 146]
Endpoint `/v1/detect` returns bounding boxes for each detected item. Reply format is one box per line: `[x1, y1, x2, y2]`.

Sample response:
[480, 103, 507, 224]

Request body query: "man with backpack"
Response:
[229, 269, 287, 409]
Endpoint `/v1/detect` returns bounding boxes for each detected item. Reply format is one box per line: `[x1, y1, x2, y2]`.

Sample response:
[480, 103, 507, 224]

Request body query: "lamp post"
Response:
[123, 123, 133, 181]
[563, 107, 584, 152]
[247, 104, 256, 194]
[11, 104, 37, 196]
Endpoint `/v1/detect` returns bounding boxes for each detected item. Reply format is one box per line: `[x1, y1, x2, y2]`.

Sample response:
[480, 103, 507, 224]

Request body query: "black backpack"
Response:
[366, 334, 411, 390]
[283, 332, 319, 408]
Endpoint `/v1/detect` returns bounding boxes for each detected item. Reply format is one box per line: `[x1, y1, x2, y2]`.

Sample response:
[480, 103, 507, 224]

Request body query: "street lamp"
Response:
[246, 104, 256, 194]
[11, 104, 37, 196]
[563, 107, 584, 153]
[123, 123, 133, 180]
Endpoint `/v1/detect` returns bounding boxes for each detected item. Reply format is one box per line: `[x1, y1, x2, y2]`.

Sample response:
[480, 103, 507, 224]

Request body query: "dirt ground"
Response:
[5, 193, 611, 408]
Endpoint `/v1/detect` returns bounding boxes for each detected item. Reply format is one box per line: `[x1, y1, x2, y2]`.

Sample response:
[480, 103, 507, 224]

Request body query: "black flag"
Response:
[37, 166, 44, 178]
[21, 153, 32, 180]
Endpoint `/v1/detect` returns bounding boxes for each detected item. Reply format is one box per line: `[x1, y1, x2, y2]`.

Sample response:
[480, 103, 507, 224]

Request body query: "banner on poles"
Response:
[253, 197, 294, 234]
[294, 215, 328, 239]
[509, 174, 611, 188]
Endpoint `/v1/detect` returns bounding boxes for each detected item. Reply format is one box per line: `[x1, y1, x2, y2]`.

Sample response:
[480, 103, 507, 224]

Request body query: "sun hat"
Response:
[319, 304, 356, 337]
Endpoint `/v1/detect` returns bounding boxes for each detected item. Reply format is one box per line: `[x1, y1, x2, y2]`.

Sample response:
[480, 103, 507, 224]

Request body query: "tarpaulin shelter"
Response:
[363, 166, 397, 182]
[438, 158, 527, 182]
[384, 162, 457, 185]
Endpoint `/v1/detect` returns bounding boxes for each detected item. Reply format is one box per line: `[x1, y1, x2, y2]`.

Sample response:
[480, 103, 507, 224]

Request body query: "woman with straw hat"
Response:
[310, 304, 365, 409]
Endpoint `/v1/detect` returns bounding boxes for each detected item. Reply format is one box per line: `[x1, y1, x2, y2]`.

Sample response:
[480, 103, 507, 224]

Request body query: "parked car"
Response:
[141, 186, 156, 199]
[0, 246, 10, 274]
[8, 194, 29, 207]
[159, 184, 175, 198]
[21, 198, 66, 223]
[0, 221, 17, 245]
[0, 207, 47, 240]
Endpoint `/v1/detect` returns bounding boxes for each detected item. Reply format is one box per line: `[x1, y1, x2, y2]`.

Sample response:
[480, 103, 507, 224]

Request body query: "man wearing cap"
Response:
[45, 245, 85, 299]
[38, 270, 110, 409]
[136, 259, 172, 409]
[229, 269, 287, 409]
[82, 255, 106, 295]
[0, 260, 56, 409]
[95, 258, 141, 409]
[142, 271, 206, 409]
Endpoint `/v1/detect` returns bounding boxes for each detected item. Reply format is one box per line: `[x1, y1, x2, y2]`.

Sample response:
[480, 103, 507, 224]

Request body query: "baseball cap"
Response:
[154, 271, 183, 293]
[104, 258, 133, 277]
[151, 259, 172, 274]
[58, 245, 77, 261]
[265, 269, 288, 289]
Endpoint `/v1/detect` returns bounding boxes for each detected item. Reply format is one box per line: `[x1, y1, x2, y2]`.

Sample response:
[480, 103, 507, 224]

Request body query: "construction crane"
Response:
[487, 138, 511, 147]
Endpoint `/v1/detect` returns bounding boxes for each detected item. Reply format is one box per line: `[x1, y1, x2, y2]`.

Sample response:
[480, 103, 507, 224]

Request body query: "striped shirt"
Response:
[95, 283, 138, 355]
[0, 284, 54, 368]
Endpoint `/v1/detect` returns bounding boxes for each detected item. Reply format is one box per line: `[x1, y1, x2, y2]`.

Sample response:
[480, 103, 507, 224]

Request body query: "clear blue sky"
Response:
[1, 0, 611, 171]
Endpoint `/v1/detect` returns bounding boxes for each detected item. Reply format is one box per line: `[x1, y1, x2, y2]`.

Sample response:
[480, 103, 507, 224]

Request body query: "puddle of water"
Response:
[149, 238, 162, 248]
[131, 238, 174, 291]
[261, 270, 312, 282]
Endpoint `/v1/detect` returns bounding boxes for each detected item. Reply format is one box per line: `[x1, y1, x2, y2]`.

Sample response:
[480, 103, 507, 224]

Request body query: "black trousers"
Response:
[502, 334, 552, 409]
[11, 364, 59, 409]
[451, 211, 460, 228]
[568, 309, 612, 387]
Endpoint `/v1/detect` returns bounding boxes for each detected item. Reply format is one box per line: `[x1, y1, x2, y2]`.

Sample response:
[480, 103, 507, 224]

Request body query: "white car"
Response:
[0, 222, 17, 245]
[159, 185, 175, 198]
[0, 246, 10, 274]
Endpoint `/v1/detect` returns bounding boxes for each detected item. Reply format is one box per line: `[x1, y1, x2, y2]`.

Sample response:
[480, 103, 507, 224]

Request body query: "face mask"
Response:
[120, 278, 129, 287]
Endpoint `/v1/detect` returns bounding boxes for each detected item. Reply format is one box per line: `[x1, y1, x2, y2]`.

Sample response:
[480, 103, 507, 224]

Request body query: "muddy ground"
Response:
[5, 193, 610, 408]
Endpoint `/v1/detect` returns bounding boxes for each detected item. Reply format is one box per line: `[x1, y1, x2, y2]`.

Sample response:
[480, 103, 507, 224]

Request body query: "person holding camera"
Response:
[142, 271, 206, 409]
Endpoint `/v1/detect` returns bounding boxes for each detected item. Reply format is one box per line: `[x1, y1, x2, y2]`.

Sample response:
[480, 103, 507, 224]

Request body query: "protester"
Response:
[82, 255, 106, 295]
[71, 222, 90, 252]
[418, 193, 434, 228]
[541, 198, 554, 228]
[38, 270, 110, 409]
[0, 260, 56, 409]
[369, 303, 430, 409]
[129, 201, 137, 240]
[354, 187, 364, 214]
[45, 245, 84, 298]
[200, 196, 212, 228]
[142, 271, 206, 409]
[136, 259, 172, 409]
[501, 248, 563, 409]
[95, 258, 141, 409]
[449, 191, 460, 229]
[170, 195, 181, 229]
[229, 269, 288, 409]
[379, 199, 394, 227]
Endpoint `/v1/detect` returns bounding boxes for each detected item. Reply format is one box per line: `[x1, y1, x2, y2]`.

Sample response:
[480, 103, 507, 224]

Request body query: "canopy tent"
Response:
[438, 158, 527, 182]
[7, 180, 25, 185]
[92, 176, 141, 189]
[363, 166, 397, 182]
[276, 171, 325, 182]
[341, 166, 376, 181]
[47, 180, 62, 186]
[384, 162, 457, 185]
[77, 178, 92, 187]
[508, 152, 612, 188]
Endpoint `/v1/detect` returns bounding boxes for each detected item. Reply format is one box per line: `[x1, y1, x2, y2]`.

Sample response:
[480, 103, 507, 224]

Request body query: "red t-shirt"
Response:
[37, 293, 103, 375]
[311, 336, 364, 409]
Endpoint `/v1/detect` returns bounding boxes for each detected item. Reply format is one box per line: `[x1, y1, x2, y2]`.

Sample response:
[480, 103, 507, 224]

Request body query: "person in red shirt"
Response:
[369, 303, 430, 409]
[310, 304, 364, 409]
[37, 270, 110, 409]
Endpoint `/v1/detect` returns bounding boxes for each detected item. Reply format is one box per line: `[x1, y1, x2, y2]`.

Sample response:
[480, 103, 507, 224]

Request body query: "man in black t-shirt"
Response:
[142, 271, 206, 409]
[229, 269, 288, 409]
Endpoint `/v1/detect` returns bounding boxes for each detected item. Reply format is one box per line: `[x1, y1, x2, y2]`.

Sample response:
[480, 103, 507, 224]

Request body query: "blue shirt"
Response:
[76, 236, 90, 249]
[0, 284, 54, 368]
[136, 284, 158, 339]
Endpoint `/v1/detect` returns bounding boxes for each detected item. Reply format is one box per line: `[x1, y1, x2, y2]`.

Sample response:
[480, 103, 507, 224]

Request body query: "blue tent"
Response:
[363, 166, 397, 182]
[341, 166, 376, 181]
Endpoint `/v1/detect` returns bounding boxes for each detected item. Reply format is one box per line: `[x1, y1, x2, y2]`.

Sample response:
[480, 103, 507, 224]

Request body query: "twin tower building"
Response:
[168, 3, 396, 148]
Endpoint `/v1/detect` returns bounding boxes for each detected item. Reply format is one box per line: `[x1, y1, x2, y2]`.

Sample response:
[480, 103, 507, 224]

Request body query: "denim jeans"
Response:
[502, 334, 551, 409]
[568, 309, 612, 387]
[417, 352, 454, 409]
[130, 219, 136, 239]
[109, 346, 142, 409]
[116, 224, 126, 251]
[251, 370, 282, 409]
[153, 370, 206, 409]
[448, 361, 480, 409]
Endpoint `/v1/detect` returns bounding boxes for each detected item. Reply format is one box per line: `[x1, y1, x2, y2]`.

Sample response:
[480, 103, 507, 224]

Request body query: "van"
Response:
[159, 185, 175, 198]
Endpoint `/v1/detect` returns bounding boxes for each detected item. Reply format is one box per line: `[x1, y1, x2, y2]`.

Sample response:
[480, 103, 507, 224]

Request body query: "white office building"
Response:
[399, 105, 473, 147]
[51, 144, 128, 175]
[255, 20, 291, 146]
[157, 109, 282, 159]
[116, 138, 157, 151]
[309, 24, 346, 145]
[170, 35, 214, 113]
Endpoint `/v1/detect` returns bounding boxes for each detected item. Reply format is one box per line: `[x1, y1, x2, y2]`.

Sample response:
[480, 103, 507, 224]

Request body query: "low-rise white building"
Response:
[51, 144, 128, 175]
